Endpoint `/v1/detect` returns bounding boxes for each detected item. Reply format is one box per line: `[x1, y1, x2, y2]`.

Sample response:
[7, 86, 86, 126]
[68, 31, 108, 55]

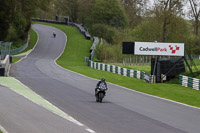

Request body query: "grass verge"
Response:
[16, 28, 37, 55]
[12, 57, 21, 63]
[11, 39, 24, 49]
[26, 28, 38, 51]
[34, 22, 92, 67]
[35, 22, 200, 108]
[10, 28, 37, 50]
[12, 28, 38, 63]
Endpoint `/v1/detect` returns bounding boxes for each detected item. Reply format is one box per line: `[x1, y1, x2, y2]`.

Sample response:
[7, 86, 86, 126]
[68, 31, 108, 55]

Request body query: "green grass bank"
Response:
[12, 28, 38, 63]
[25, 28, 38, 52]
[12, 57, 21, 63]
[33, 22, 200, 108]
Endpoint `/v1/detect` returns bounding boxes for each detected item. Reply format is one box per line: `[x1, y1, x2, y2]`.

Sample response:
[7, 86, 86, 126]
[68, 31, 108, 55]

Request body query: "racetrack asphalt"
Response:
[0, 85, 88, 133]
[10, 24, 200, 133]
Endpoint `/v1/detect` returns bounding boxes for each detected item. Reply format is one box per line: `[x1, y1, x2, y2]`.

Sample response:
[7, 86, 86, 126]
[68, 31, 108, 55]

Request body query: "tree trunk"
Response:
[162, 18, 167, 42]
[195, 17, 199, 36]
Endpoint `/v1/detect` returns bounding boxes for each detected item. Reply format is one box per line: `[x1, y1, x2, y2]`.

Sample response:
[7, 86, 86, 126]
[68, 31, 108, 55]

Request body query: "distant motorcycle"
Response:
[53, 31, 56, 38]
[96, 83, 107, 103]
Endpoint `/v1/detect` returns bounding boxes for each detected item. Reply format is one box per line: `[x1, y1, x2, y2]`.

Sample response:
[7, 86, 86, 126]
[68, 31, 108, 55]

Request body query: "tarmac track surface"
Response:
[0, 85, 88, 133]
[10, 24, 200, 133]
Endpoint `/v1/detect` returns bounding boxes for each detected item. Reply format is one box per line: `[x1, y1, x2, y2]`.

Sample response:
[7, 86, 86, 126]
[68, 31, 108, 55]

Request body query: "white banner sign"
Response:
[134, 42, 184, 56]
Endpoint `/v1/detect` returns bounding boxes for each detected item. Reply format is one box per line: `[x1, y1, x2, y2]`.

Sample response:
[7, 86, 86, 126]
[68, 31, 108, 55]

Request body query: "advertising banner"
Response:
[134, 42, 184, 56]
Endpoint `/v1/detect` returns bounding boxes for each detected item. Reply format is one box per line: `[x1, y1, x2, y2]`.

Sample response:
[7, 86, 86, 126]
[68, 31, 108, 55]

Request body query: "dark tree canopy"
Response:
[0, 0, 14, 40]
[86, 0, 128, 29]
[0, 0, 50, 41]
[120, 0, 147, 28]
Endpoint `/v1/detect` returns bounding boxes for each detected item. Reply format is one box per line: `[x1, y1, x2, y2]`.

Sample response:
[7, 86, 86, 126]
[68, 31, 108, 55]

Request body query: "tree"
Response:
[19, 0, 51, 39]
[132, 18, 162, 42]
[0, 0, 15, 40]
[86, 0, 128, 29]
[153, 0, 185, 42]
[188, 0, 200, 36]
[132, 16, 190, 43]
[40, 0, 94, 23]
[91, 24, 120, 44]
[55, 0, 79, 22]
[1, 0, 51, 40]
[13, 12, 27, 39]
[77, 0, 95, 24]
[120, 0, 147, 28]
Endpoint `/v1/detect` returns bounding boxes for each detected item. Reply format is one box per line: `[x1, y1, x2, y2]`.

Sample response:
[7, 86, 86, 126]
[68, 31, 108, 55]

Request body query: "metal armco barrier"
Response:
[88, 60, 153, 83]
[32, 18, 67, 25]
[89, 37, 99, 60]
[32, 18, 91, 40]
[10, 41, 28, 55]
[179, 75, 200, 90]
[70, 23, 91, 40]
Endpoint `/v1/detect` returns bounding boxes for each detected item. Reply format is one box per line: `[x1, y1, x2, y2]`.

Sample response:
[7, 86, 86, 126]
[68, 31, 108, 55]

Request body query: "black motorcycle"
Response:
[53, 32, 56, 38]
[96, 83, 107, 103]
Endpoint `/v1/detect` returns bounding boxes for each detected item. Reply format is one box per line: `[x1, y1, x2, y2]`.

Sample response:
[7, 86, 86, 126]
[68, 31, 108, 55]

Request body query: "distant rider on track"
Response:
[53, 31, 56, 38]
[95, 78, 108, 96]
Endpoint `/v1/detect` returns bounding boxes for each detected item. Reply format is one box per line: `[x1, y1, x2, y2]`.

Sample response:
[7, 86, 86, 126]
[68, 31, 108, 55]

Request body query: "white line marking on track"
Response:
[1, 78, 84, 126]
[9, 23, 198, 133]
[86, 128, 96, 133]
[109, 82, 200, 110]
[9, 26, 85, 126]
[7, 24, 94, 132]
[54, 56, 200, 111]
[8, 25, 40, 76]
[0, 125, 8, 133]
[54, 26, 67, 61]
[50, 25, 98, 131]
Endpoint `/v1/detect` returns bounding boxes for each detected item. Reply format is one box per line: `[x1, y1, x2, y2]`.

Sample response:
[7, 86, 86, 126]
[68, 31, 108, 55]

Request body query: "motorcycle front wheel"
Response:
[99, 93, 104, 103]
[96, 98, 99, 102]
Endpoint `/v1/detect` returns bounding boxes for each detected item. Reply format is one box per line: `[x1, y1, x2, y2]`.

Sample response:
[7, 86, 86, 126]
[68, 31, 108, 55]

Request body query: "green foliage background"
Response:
[1, 0, 200, 57]
[0, 0, 50, 47]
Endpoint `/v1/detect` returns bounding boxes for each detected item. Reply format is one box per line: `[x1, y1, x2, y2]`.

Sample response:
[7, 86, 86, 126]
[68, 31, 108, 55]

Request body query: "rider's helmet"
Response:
[101, 78, 105, 82]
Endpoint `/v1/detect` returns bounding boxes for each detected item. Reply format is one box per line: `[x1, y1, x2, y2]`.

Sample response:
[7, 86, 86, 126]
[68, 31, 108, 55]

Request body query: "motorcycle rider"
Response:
[95, 78, 108, 96]
[53, 31, 56, 38]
